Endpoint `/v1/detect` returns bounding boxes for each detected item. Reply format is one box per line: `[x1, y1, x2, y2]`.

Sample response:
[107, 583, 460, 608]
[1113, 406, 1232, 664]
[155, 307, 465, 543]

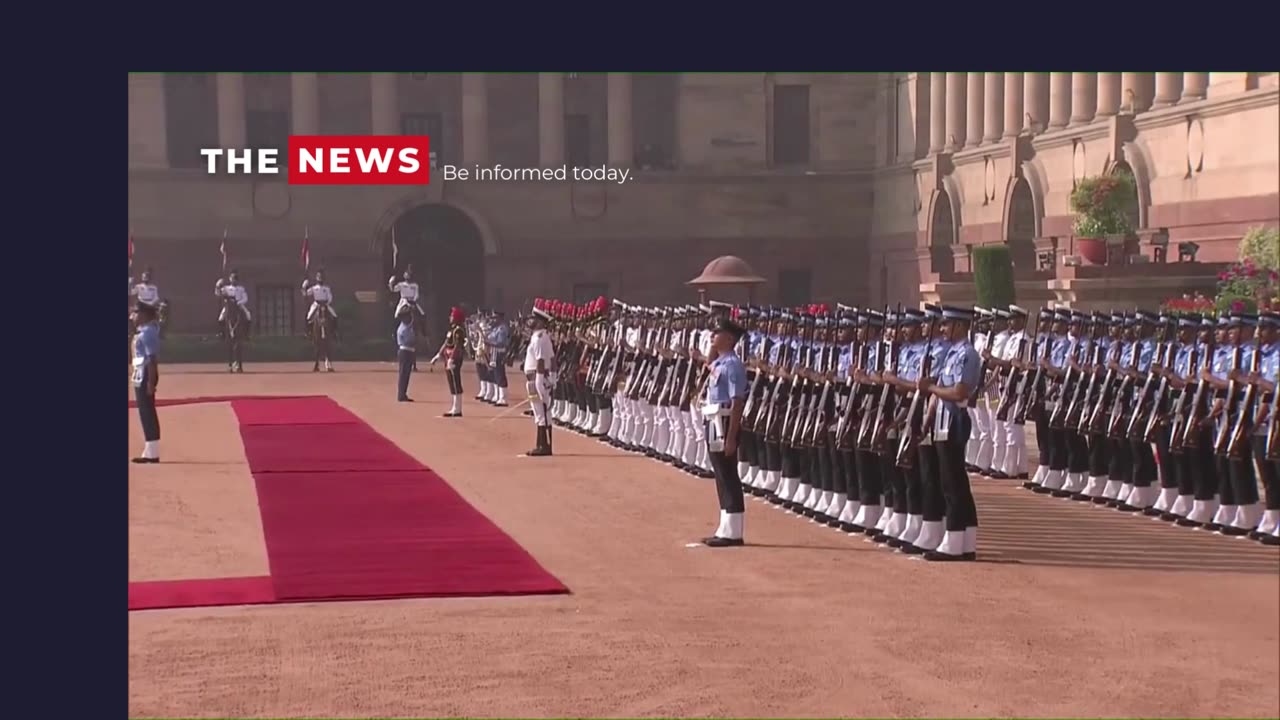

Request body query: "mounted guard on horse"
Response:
[215, 270, 251, 373]
[303, 268, 339, 372]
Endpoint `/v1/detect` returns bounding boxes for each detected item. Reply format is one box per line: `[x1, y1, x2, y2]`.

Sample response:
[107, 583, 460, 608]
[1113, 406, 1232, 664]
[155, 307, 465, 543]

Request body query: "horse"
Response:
[220, 296, 246, 373]
[308, 302, 336, 372]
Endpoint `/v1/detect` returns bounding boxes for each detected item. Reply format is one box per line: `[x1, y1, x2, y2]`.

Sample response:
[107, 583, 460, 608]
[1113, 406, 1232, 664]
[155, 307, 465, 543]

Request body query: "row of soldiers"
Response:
[517, 298, 1280, 553]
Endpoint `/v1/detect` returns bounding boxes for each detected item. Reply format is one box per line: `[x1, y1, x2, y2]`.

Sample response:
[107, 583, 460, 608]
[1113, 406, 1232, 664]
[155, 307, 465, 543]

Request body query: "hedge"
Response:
[973, 244, 1017, 309]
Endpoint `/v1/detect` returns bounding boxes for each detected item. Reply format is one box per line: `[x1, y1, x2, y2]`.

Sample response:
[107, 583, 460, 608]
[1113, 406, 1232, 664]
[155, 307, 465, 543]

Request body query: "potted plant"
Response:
[1070, 172, 1137, 265]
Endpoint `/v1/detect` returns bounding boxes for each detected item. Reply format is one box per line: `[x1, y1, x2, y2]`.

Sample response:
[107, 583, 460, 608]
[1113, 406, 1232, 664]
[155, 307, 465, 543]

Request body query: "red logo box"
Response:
[287, 135, 431, 185]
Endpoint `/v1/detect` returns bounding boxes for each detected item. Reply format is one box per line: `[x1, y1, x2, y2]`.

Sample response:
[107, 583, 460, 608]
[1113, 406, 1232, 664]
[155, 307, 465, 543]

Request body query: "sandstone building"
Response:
[128, 72, 1278, 337]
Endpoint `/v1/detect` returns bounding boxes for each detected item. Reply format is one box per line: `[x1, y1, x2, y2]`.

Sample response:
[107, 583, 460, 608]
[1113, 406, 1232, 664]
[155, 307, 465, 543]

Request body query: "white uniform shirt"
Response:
[698, 329, 713, 358]
[304, 283, 333, 303]
[391, 280, 419, 301]
[218, 283, 249, 305]
[132, 282, 160, 307]
[524, 329, 555, 372]
[669, 329, 685, 353]
[998, 329, 1024, 361]
[625, 326, 641, 350]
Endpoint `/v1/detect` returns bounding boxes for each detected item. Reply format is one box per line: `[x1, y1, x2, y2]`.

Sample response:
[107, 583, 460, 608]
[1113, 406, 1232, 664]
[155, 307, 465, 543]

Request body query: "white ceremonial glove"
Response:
[430, 353, 442, 365]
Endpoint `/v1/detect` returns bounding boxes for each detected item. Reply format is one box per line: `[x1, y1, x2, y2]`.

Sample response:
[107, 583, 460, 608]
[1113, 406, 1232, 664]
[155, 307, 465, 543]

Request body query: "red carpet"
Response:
[128, 394, 315, 409]
[128, 395, 569, 610]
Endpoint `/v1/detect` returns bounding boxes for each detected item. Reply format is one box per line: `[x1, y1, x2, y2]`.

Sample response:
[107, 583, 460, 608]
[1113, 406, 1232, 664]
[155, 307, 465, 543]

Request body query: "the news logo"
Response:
[199, 135, 431, 185]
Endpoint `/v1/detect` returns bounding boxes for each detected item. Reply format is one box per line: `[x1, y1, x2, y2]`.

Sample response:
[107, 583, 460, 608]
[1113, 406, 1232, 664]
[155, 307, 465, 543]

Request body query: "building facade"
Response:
[128, 72, 1278, 336]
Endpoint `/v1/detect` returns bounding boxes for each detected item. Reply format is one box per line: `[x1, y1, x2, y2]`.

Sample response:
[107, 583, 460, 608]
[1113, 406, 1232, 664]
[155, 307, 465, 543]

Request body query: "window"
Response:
[565, 113, 591, 167]
[777, 269, 812, 307]
[772, 84, 811, 166]
[246, 110, 290, 158]
[164, 72, 218, 169]
[257, 285, 294, 337]
[402, 112, 442, 169]
[572, 283, 608, 306]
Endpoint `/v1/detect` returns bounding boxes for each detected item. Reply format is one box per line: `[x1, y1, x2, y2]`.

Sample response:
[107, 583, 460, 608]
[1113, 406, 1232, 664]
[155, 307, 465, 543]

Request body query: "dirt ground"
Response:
[128, 362, 1280, 719]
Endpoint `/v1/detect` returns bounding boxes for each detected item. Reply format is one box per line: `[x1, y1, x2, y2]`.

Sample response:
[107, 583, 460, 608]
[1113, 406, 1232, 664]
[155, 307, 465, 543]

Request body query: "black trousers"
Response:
[782, 445, 803, 478]
[709, 435, 745, 513]
[1108, 438, 1132, 484]
[918, 444, 945, 522]
[881, 452, 905, 514]
[445, 363, 464, 395]
[1261, 453, 1280, 510]
[491, 352, 508, 388]
[476, 361, 488, 388]
[1189, 430, 1219, 500]
[765, 441, 783, 473]
[939, 410, 977, 531]
[1034, 413, 1051, 466]
[1130, 439, 1156, 488]
[134, 386, 161, 441]
[1224, 446, 1260, 506]
[397, 349, 415, 400]
[1154, 434, 1176, 489]
[902, 457, 923, 515]
[840, 448, 859, 501]
[1049, 428, 1070, 471]
[1067, 432, 1090, 474]
[856, 449, 881, 507]
[1087, 432, 1109, 477]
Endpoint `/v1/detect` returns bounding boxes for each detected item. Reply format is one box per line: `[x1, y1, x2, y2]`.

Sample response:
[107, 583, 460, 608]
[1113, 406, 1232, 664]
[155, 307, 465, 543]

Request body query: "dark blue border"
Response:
[9, 6, 1272, 716]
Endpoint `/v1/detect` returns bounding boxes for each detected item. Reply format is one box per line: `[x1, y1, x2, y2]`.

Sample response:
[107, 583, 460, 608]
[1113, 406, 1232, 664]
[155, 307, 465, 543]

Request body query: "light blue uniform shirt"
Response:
[487, 323, 510, 350]
[1173, 343, 1196, 379]
[132, 323, 160, 387]
[1119, 340, 1137, 368]
[396, 322, 415, 350]
[897, 342, 924, 382]
[748, 331, 764, 359]
[1260, 341, 1279, 383]
[1136, 338, 1156, 373]
[1210, 346, 1234, 381]
[706, 352, 748, 408]
[838, 343, 854, 378]
[1049, 335, 1071, 370]
[935, 340, 980, 435]
[768, 336, 782, 365]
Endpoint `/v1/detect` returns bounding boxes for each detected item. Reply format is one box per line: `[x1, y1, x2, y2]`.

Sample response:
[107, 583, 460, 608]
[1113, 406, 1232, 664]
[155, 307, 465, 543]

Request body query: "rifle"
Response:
[1064, 321, 1103, 430]
[834, 338, 865, 450]
[1126, 321, 1172, 439]
[996, 312, 1037, 422]
[762, 315, 798, 443]
[1106, 329, 1143, 440]
[1223, 331, 1263, 457]
[865, 304, 902, 452]
[1211, 343, 1244, 455]
[781, 314, 816, 447]
[1048, 330, 1085, 429]
[1136, 321, 1177, 441]
[896, 315, 940, 469]
[1265, 385, 1278, 461]
[1177, 337, 1216, 450]
[741, 311, 774, 432]
[1013, 317, 1050, 425]
[801, 315, 836, 446]
[1086, 330, 1122, 435]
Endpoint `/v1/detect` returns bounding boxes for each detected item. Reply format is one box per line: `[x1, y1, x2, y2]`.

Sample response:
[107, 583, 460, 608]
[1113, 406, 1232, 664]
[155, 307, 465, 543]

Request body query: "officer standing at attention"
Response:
[487, 310, 512, 407]
[131, 303, 163, 464]
[525, 300, 558, 456]
[431, 307, 468, 417]
[696, 315, 750, 548]
[395, 307, 416, 402]
[919, 305, 981, 562]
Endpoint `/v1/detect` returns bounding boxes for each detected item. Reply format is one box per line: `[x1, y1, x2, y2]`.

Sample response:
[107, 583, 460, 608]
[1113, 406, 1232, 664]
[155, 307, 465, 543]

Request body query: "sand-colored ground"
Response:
[128, 363, 1280, 719]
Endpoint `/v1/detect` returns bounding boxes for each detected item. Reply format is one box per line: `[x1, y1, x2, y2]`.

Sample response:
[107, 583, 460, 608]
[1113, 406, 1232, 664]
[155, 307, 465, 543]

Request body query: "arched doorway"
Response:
[930, 191, 956, 275]
[385, 204, 485, 343]
[1106, 161, 1141, 232]
[1006, 177, 1037, 271]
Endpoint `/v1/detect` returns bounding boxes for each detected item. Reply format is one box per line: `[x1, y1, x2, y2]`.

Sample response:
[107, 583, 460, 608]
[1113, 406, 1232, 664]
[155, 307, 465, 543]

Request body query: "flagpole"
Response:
[392, 225, 399, 272]
[221, 227, 228, 274]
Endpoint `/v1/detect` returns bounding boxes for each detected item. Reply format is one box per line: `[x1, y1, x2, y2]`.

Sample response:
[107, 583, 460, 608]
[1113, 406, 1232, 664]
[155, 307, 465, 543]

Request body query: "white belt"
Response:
[399, 345, 415, 351]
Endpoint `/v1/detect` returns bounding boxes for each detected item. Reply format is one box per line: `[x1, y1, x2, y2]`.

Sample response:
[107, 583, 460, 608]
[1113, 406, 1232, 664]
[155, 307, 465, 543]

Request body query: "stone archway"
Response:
[1004, 177, 1038, 271]
[1106, 160, 1143, 232]
[382, 204, 486, 342]
[927, 190, 958, 275]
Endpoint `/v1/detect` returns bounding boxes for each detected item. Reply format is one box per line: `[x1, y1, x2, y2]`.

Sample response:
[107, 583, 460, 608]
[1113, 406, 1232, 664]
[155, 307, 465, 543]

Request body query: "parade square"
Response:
[127, 364, 1279, 719]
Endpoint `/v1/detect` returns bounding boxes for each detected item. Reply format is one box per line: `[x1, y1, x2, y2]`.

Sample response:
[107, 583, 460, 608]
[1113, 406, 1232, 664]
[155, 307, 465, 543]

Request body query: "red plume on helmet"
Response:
[450, 306, 465, 324]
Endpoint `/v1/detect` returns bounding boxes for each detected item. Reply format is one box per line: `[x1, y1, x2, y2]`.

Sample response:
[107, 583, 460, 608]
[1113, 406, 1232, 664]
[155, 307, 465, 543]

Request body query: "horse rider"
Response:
[389, 264, 426, 335]
[302, 269, 339, 339]
[215, 270, 252, 335]
[130, 268, 164, 335]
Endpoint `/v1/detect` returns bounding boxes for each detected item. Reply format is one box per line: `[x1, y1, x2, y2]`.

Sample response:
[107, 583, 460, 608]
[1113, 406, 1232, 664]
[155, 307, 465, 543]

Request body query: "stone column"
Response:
[983, 72, 1004, 143]
[215, 72, 246, 147]
[1003, 72, 1024, 138]
[1181, 73, 1209, 101]
[128, 73, 168, 168]
[966, 72, 984, 147]
[1096, 73, 1121, 117]
[607, 72, 633, 167]
[930, 72, 947, 153]
[461, 72, 488, 167]
[1070, 72, 1097, 126]
[370, 73, 399, 135]
[945, 72, 967, 151]
[1152, 73, 1183, 108]
[1023, 73, 1049, 133]
[1121, 72, 1154, 112]
[290, 73, 319, 135]
[538, 72, 565, 167]
[1049, 72, 1072, 129]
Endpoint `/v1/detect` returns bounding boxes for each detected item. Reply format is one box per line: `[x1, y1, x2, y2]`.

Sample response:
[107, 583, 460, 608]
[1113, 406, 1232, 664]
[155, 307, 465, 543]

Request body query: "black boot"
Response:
[527, 426, 552, 457]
